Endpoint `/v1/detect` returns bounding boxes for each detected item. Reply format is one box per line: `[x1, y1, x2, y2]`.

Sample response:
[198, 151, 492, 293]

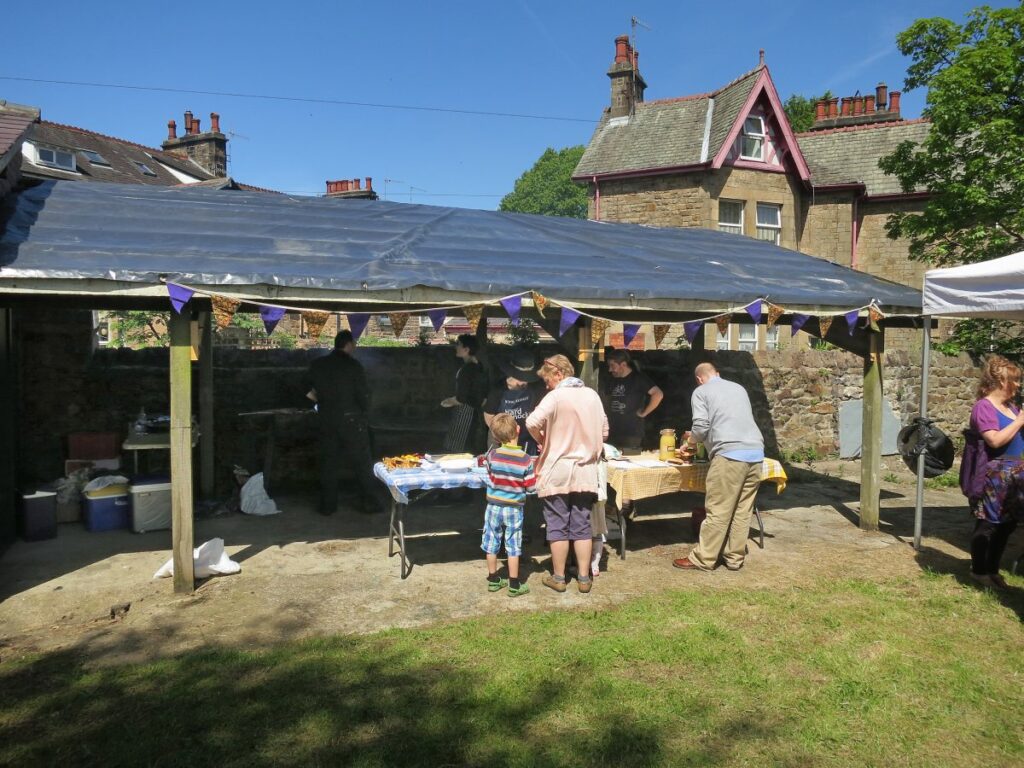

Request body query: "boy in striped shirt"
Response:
[482, 413, 536, 597]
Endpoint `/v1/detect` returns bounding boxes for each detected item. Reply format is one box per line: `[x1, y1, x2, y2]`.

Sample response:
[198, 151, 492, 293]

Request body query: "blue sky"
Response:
[2, 1, 1010, 209]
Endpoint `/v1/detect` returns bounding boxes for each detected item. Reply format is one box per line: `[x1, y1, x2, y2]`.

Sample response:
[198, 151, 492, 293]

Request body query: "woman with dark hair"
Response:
[961, 355, 1024, 589]
[441, 334, 489, 453]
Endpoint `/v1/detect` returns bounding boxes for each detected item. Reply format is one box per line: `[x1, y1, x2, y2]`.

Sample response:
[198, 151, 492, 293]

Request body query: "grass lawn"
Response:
[2, 573, 1022, 767]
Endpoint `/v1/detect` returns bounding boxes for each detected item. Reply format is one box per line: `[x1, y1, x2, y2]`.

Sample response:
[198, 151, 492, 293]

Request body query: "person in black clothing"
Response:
[308, 330, 383, 515]
[602, 349, 664, 454]
[483, 347, 543, 456]
[441, 334, 489, 453]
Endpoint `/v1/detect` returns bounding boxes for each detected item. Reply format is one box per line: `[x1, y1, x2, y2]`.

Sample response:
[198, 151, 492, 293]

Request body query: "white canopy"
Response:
[922, 250, 1024, 318]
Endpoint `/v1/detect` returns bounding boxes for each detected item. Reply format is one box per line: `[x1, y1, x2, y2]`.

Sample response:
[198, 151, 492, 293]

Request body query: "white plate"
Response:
[439, 459, 475, 472]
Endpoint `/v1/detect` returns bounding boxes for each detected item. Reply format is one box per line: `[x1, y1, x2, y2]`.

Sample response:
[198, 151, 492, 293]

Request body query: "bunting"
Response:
[590, 318, 610, 347]
[818, 315, 833, 338]
[347, 313, 370, 341]
[259, 306, 286, 336]
[745, 299, 763, 324]
[211, 295, 241, 330]
[766, 303, 785, 330]
[302, 310, 330, 341]
[868, 305, 884, 332]
[684, 321, 703, 347]
[531, 291, 548, 318]
[791, 314, 810, 336]
[500, 295, 522, 326]
[714, 315, 731, 337]
[426, 308, 447, 333]
[463, 304, 485, 333]
[167, 283, 194, 314]
[844, 309, 860, 335]
[622, 323, 641, 348]
[388, 312, 410, 338]
[559, 307, 580, 337]
[653, 324, 670, 348]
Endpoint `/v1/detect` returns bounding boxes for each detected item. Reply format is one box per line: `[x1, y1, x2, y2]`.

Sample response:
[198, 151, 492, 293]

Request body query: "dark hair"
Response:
[607, 349, 632, 366]
[456, 334, 479, 356]
[334, 330, 355, 350]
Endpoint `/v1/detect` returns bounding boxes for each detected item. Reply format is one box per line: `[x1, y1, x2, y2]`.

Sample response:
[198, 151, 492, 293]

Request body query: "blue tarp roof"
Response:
[0, 180, 922, 314]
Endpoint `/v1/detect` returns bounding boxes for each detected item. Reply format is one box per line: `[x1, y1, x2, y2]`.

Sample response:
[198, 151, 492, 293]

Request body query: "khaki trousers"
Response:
[688, 455, 761, 570]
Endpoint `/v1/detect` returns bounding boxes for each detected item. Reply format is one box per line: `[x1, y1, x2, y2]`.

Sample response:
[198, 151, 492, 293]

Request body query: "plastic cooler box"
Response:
[19, 490, 58, 541]
[83, 488, 131, 532]
[130, 476, 171, 533]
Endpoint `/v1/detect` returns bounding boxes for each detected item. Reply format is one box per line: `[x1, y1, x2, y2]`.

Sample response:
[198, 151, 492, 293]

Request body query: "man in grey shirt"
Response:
[674, 362, 764, 572]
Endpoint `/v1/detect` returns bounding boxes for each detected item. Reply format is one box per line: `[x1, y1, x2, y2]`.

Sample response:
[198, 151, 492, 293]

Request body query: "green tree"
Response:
[499, 146, 588, 218]
[782, 91, 833, 133]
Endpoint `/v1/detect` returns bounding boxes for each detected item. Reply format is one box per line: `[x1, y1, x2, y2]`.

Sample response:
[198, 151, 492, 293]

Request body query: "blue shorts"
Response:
[481, 504, 524, 557]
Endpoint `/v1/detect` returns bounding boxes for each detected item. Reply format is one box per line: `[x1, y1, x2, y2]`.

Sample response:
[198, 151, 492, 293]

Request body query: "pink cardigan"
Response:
[525, 387, 608, 497]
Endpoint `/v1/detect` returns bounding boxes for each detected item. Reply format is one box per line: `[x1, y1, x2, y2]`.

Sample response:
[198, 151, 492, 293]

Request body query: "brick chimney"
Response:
[161, 110, 228, 177]
[607, 35, 646, 118]
[808, 82, 905, 131]
[325, 176, 378, 200]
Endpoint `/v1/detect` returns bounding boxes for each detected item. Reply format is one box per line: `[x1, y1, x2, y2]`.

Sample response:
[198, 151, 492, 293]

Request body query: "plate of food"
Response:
[438, 458, 475, 473]
[382, 454, 424, 471]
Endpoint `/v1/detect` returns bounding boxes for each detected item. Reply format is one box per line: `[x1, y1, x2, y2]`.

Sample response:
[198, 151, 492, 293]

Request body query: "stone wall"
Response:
[704, 167, 803, 249]
[590, 173, 708, 227]
[799, 189, 855, 266]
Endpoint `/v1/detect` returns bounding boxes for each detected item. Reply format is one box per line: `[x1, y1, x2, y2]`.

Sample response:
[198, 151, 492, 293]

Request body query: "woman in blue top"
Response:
[964, 355, 1024, 589]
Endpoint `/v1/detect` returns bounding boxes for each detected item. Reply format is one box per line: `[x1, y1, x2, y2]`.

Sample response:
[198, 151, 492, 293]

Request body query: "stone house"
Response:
[573, 36, 930, 351]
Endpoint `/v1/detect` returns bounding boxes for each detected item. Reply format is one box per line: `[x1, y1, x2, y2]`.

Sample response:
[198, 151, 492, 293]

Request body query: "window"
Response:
[36, 146, 76, 171]
[134, 161, 158, 176]
[79, 149, 110, 166]
[741, 116, 765, 161]
[756, 203, 781, 245]
[738, 323, 758, 352]
[718, 200, 744, 236]
[716, 324, 731, 351]
[765, 324, 780, 351]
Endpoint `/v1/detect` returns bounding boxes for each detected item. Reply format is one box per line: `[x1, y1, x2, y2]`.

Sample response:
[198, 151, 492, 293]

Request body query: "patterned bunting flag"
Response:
[531, 291, 548, 318]
[746, 299, 763, 324]
[211, 295, 241, 330]
[818, 315, 833, 338]
[766, 303, 785, 330]
[463, 304, 485, 333]
[167, 283, 194, 314]
[622, 323, 640, 348]
[388, 312, 410, 339]
[844, 309, 860, 335]
[590, 317, 610, 347]
[302, 310, 330, 341]
[714, 315, 731, 337]
[790, 314, 810, 336]
[684, 321, 703, 347]
[259, 306, 286, 336]
[653, 324, 670, 348]
[426, 308, 447, 333]
[559, 307, 580, 337]
[868, 305, 884, 332]
[347, 313, 370, 341]
[500, 295, 522, 326]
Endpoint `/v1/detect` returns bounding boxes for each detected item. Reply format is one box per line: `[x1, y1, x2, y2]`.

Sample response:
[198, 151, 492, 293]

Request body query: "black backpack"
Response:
[898, 417, 955, 478]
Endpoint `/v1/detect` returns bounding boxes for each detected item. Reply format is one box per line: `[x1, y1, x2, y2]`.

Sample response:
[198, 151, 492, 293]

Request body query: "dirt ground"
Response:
[0, 458, 1016, 666]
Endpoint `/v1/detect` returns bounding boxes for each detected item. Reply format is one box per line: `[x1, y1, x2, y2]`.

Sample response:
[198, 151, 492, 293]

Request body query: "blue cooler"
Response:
[83, 492, 131, 532]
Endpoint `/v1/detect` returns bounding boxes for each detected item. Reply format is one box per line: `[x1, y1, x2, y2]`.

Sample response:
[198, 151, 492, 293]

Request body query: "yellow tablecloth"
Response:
[606, 455, 787, 503]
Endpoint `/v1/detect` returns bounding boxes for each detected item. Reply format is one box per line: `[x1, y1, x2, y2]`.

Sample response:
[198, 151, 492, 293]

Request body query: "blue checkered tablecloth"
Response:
[374, 462, 488, 504]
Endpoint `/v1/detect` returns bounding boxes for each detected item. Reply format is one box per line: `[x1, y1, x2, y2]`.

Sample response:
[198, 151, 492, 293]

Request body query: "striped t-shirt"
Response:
[485, 443, 537, 507]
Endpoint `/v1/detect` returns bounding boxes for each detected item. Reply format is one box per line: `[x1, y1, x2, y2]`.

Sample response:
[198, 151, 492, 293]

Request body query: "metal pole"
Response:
[913, 319, 931, 551]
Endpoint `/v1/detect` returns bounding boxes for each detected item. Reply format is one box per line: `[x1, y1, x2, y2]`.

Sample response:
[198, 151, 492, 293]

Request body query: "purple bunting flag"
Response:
[259, 306, 286, 335]
[622, 323, 640, 348]
[684, 321, 703, 346]
[427, 308, 447, 333]
[790, 314, 810, 336]
[559, 307, 580, 337]
[500, 295, 522, 326]
[347, 313, 370, 341]
[745, 299, 763, 324]
[845, 309, 860, 335]
[167, 283, 194, 314]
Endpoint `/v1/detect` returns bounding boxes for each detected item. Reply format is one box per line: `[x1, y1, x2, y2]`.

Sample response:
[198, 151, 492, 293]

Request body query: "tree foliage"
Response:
[782, 91, 833, 133]
[499, 146, 588, 218]
[879, 5, 1024, 268]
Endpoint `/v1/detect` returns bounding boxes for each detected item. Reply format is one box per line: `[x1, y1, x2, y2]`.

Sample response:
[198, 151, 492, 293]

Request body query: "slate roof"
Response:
[796, 119, 931, 196]
[574, 67, 762, 177]
[19, 120, 216, 186]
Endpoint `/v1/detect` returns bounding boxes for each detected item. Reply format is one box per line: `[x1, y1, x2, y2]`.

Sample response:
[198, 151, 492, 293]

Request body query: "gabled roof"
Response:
[796, 119, 931, 196]
[0, 104, 37, 174]
[20, 121, 215, 186]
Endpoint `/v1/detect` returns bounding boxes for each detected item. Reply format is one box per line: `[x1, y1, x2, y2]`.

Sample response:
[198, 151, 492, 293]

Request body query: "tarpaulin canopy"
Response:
[922, 250, 1024, 319]
[0, 180, 922, 317]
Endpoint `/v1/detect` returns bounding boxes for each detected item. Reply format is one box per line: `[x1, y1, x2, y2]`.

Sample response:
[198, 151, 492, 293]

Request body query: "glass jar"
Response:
[659, 429, 676, 461]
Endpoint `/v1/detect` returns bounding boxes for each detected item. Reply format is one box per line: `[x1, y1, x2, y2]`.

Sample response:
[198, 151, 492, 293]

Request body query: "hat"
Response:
[499, 348, 539, 383]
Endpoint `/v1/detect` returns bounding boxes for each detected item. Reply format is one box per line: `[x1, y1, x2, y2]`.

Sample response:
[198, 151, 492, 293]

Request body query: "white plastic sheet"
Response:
[239, 472, 281, 516]
[153, 537, 241, 579]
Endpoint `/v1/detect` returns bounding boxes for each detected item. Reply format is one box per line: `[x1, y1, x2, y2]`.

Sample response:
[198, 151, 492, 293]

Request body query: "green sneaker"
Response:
[508, 583, 531, 597]
[487, 577, 509, 592]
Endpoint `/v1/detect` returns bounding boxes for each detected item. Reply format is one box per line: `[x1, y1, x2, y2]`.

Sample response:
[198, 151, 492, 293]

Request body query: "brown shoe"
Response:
[542, 574, 567, 593]
[672, 556, 702, 571]
[577, 576, 592, 593]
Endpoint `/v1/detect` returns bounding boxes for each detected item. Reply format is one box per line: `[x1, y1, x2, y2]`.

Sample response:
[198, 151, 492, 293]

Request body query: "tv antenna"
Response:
[383, 178, 404, 201]
[630, 16, 651, 116]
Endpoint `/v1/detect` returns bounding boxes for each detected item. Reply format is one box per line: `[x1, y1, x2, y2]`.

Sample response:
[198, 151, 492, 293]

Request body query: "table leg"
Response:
[133, 450, 139, 476]
[388, 499, 411, 578]
[618, 507, 627, 560]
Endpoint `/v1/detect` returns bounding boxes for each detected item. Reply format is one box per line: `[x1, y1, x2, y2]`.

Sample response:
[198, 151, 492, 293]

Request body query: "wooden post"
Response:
[169, 311, 195, 593]
[579, 318, 598, 390]
[859, 329, 883, 530]
[199, 312, 215, 499]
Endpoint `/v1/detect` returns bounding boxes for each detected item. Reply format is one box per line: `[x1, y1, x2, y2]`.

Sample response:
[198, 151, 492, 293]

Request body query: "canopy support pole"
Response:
[579, 318, 598, 390]
[169, 311, 195, 594]
[859, 329, 883, 530]
[199, 312, 215, 499]
[913, 320, 931, 550]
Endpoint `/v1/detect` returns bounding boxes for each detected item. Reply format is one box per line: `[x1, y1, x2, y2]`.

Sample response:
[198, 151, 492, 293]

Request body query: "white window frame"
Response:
[79, 149, 110, 166]
[738, 322, 758, 352]
[740, 116, 765, 161]
[756, 203, 782, 245]
[765, 324, 780, 351]
[718, 200, 744, 236]
[36, 145, 76, 171]
[716, 324, 732, 351]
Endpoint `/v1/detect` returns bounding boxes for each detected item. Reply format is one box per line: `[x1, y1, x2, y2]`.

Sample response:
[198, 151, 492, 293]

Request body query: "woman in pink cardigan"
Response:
[526, 354, 608, 594]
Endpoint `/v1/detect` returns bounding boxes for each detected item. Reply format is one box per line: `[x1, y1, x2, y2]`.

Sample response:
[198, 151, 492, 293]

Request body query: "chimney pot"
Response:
[828, 97, 839, 118]
[876, 82, 888, 111]
[365, 176, 372, 191]
[840, 97, 852, 116]
[889, 90, 901, 114]
[340, 180, 350, 192]
[167, 119, 177, 140]
[815, 100, 827, 121]
[184, 111, 193, 134]
[865, 95, 876, 114]
[614, 35, 629, 63]
[192, 117, 201, 133]
[759, 49, 765, 66]
[210, 112, 220, 133]
[327, 181, 334, 194]
[853, 96, 864, 116]
[353, 178, 361, 190]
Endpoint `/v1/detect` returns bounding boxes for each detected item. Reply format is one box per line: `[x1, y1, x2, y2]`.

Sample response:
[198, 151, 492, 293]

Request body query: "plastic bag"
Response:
[83, 475, 130, 493]
[153, 537, 241, 579]
[239, 472, 281, 516]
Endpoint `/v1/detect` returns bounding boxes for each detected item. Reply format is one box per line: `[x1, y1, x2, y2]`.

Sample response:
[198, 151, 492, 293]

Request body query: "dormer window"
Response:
[79, 149, 110, 166]
[36, 145, 76, 171]
[134, 161, 158, 177]
[740, 116, 765, 161]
